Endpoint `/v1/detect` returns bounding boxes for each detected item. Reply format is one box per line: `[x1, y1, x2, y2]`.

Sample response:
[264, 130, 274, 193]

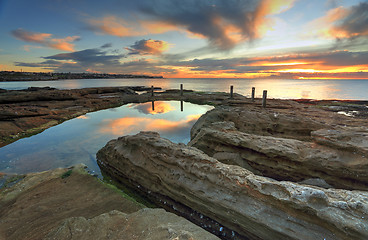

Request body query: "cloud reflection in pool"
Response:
[0, 101, 213, 176]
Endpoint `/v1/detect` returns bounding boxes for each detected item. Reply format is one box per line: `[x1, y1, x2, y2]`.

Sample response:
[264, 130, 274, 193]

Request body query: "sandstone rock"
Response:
[0, 165, 144, 240]
[191, 106, 325, 142]
[312, 127, 368, 155]
[46, 208, 219, 240]
[189, 122, 368, 191]
[97, 131, 368, 240]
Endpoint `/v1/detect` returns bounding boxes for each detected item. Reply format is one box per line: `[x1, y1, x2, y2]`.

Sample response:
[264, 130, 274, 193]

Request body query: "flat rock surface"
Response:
[46, 208, 219, 240]
[0, 165, 144, 240]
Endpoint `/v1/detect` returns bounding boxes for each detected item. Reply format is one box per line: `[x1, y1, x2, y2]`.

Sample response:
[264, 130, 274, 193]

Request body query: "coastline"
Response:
[1, 86, 368, 239]
[0, 71, 163, 82]
[1, 86, 367, 147]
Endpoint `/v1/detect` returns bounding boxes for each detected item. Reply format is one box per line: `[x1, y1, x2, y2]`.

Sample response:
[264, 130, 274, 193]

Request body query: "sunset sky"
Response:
[0, 0, 367, 79]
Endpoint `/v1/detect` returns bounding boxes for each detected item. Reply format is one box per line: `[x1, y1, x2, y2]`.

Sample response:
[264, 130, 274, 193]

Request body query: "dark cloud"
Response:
[334, 2, 368, 38]
[139, 0, 265, 50]
[44, 48, 124, 66]
[125, 39, 169, 55]
[101, 43, 112, 48]
[14, 47, 174, 75]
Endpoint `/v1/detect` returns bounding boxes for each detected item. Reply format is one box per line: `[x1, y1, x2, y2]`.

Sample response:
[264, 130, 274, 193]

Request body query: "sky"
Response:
[0, 0, 367, 79]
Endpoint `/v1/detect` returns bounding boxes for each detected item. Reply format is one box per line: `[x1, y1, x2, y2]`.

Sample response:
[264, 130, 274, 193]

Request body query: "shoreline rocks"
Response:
[189, 121, 368, 191]
[97, 131, 368, 240]
[0, 164, 218, 240]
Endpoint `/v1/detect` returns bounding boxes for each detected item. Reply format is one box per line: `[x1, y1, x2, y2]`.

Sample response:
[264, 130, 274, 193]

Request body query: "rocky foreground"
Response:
[0, 164, 219, 240]
[96, 92, 368, 240]
[2, 86, 368, 239]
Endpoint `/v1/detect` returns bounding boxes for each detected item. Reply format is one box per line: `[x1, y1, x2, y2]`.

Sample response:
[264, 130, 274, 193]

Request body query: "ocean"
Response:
[1, 78, 368, 100]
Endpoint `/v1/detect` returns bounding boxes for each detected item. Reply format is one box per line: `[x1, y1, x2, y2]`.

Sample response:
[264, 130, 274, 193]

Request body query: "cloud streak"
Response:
[11, 28, 80, 51]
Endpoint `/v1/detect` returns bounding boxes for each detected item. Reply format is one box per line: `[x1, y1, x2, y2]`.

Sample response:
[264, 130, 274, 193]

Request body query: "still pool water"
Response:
[0, 101, 213, 176]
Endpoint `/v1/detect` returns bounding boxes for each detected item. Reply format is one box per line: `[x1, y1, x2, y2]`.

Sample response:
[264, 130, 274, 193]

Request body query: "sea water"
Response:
[1, 78, 368, 100]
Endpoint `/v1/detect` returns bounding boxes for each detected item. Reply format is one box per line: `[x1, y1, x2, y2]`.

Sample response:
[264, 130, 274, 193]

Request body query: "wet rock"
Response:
[97, 131, 368, 240]
[46, 208, 219, 240]
[189, 121, 368, 191]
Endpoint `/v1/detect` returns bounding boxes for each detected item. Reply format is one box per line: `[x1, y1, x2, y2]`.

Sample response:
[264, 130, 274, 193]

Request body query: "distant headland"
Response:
[0, 71, 163, 81]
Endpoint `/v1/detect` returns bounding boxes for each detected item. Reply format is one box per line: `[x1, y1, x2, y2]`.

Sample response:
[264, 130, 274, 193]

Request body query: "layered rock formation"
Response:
[97, 131, 368, 240]
[189, 106, 368, 191]
[189, 121, 368, 191]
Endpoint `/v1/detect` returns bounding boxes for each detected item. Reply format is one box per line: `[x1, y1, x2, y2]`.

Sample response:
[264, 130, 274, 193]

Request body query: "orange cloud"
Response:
[140, 20, 178, 34]
[126, 39, 170, 55]
[11, 28, 79, 51]
[255, 0, 296, 38]
[49, 36, 80, 51]
[307, 3, 368, 39]
[87, 15, 138, 37]
[260, 0, 295, 15]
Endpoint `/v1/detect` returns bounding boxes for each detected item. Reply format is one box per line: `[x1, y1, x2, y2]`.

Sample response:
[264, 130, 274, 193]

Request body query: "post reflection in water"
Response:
[0, 101, 213, 176]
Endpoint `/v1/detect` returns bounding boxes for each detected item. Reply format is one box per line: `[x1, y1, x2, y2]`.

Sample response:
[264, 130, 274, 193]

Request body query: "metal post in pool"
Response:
[262, 90, 267, 108]
[180, 84, 183, 96]
[151, 85, 154, 97]
[230, 85, 233, 99]
[251, 87, 255, 102]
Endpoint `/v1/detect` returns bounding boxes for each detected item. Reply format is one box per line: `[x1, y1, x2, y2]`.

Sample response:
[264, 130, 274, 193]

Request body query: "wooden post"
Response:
[151, 100, 155, 111]
[230, 85, 233, 99]
[151, 85, 154, 97]
[251, 87, 255, 102]
[262, 90, 267, 108]
[180, 84, 183, 96]
[180, 100, 183, 112]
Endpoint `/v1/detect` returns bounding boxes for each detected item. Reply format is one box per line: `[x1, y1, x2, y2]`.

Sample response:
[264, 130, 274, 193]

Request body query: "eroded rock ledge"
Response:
[188, 106, 368, 191]
[97, 131, 368, 240]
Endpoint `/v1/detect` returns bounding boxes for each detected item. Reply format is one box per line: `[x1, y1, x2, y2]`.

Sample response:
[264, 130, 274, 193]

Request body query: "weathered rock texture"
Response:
[189, 121, 368, 191]
[97, 132, 368, 240]
[189, 106, 368, 191]
[0, 165, 144, 240]
[46, 208, 219, 240]
[0, 164, 218, 240]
